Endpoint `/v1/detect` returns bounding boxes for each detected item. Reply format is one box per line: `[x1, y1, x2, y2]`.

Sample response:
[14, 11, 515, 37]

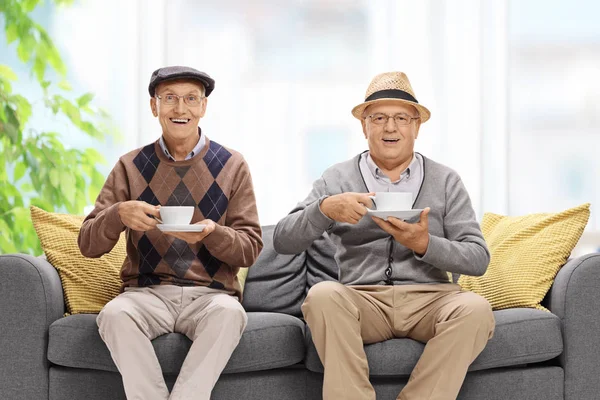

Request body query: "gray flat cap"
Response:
[148, 66, 215, 97]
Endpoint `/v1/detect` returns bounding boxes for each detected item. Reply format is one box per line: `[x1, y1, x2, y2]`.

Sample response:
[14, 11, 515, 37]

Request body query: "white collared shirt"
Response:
[158, 128, 205, 161]
[359, 152, 424, 206]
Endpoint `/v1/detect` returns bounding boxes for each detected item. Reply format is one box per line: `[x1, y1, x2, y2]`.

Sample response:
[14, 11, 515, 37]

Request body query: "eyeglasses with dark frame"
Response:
[155, 93, 205, 107]
[367, 113, 420, 126]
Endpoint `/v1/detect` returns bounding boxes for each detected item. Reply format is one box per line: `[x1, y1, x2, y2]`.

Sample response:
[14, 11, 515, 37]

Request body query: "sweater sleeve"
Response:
[416, 174, 490, 276]
[202, 158, 263, 268]
[77, 160, 128, 258]
[273, 176, 335, 255]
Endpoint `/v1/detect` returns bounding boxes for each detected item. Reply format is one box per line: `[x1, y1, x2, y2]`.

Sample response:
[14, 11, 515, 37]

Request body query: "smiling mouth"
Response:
[382, 138, 400, 143]
[170, 118, 190, 125]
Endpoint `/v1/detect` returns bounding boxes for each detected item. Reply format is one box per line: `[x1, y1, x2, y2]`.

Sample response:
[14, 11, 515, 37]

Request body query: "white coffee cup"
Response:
[159, 206, 195, 225]
[368, 192, 413, 211]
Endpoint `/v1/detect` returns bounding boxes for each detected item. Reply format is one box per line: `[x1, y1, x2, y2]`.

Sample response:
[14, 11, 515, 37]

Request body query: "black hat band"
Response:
[365, 89, 418, 104]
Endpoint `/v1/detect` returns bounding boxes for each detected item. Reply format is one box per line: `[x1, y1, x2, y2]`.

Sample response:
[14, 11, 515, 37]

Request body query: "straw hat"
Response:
[351, 72, 430, 123]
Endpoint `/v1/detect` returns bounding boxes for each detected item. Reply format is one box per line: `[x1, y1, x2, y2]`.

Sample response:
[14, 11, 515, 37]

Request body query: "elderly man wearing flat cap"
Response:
[78, 66, 262, 400]
[274, 72, 494, 400]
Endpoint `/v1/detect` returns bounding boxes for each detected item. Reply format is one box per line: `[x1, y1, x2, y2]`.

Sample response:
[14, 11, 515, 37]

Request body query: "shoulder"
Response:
[420, 154, 469, 198]
[420, 153, 461, 181]
[204, 139, 246, 164]
[202, 138, 251, 179]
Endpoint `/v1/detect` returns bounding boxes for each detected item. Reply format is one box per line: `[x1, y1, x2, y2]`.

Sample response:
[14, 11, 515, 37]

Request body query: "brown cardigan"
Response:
[78, 136, 263, 300]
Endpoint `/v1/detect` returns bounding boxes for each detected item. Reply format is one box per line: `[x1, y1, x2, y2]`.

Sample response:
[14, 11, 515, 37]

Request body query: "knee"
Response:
[213, 301, 248, 332]
[97, 301, 137, 336]
[98, 301, 124, 327]
[456, 293, 495, 335]
[302, 281, 347, 316]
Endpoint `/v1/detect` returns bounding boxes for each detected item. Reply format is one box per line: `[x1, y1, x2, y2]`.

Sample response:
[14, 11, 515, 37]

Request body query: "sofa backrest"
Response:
[242, 225, 307, 316]
[242, 225, 339, 317]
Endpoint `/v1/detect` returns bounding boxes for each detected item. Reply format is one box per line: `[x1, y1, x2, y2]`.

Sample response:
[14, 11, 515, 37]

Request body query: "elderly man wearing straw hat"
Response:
[273, 72, 494, 400]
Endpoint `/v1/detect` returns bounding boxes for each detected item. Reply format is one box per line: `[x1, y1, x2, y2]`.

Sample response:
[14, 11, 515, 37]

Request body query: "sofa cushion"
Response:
[242, 225, 307, 317]
[305, 308, 562, 376]
[48, 312, 305, 374]
[459, 203, 590, 311]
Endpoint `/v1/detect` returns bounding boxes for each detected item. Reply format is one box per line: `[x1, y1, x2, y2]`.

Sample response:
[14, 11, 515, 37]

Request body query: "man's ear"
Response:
[150, 97, 158, 117]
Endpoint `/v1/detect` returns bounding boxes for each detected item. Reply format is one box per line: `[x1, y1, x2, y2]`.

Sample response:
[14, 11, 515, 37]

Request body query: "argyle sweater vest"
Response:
[78, 136, 262, 300]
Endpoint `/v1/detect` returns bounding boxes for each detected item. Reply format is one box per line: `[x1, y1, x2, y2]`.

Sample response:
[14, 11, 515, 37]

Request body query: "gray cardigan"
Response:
[273, 153, 490, 286]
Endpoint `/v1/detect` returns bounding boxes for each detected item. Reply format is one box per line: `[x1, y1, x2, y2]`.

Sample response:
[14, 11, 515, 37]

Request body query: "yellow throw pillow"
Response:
[31, 206, 125, 314]
[237, 267, 249, 291]
[458, 203, 590, 311]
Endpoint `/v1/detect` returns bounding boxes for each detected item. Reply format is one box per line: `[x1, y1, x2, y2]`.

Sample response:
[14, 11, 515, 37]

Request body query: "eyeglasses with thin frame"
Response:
[155, 93, 205, 107]
[367, 113, 420, 126]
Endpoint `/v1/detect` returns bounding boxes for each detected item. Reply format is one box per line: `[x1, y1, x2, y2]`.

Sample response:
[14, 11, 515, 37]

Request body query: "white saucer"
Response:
[157, 224, 206, 232]
[367, 209, 424, 222]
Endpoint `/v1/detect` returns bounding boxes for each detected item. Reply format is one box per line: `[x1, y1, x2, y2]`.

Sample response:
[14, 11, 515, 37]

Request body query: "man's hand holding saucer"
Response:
[163, 219, 216, 244]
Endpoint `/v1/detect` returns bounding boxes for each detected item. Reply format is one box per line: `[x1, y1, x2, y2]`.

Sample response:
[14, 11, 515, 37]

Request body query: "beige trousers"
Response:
[97, 285, 247, 400]
[302, 281, 495, 400]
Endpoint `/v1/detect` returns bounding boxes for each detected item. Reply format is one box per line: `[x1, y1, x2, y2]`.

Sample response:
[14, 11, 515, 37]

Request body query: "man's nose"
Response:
[175, 97, 186, 113]
[384, 117, 396, 131]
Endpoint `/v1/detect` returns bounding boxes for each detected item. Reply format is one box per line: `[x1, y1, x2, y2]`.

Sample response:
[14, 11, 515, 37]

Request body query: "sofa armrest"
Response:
[0, 254, 65, 400]
[546, 253, 600, 400]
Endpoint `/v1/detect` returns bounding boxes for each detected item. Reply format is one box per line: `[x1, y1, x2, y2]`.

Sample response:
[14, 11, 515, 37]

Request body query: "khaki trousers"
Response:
[302, 281, 495, 400]
[97, 285, 247, 400]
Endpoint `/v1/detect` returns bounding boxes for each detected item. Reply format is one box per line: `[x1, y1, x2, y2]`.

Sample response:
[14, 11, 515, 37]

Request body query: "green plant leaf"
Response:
[57, 80, 72, 91]
[38, 28, 66, 76]
[47, 96, 60, 114]
[77, 93, 94, 107]
[17, 35, 35, 63]
[6, 23, 19, 44]
[0, 218, 12, 234]
[0, 78, 13, 93]
[12, 95, 32, 125]
[47, 46, 66, 76]
[55, 0, 76, 6]
[30, 197, 54, 212]
[1, 121, 20, 146]
[33, 55, 45, 81]
[3, 182, 21, 197]
[21, 183, 34, 192]
[3, 105, 21, 143]
[79, 120, 102, 139]
[13, 193, 24, 208]
[23, 0, 41, 13]
[0, 65, 17, 81]
[13, 161, 27, 181]
[0, 226, 18, 253]
[81, 105, 94, 115]
[49, 169, 60, 187]
[84, 148, 103, 163]
[60, 99, 81, 125]
[59, 170, 75, 197]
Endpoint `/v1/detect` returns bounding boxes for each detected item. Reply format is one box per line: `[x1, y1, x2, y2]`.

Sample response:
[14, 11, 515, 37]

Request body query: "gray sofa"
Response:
[2, 225, 600, 400]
